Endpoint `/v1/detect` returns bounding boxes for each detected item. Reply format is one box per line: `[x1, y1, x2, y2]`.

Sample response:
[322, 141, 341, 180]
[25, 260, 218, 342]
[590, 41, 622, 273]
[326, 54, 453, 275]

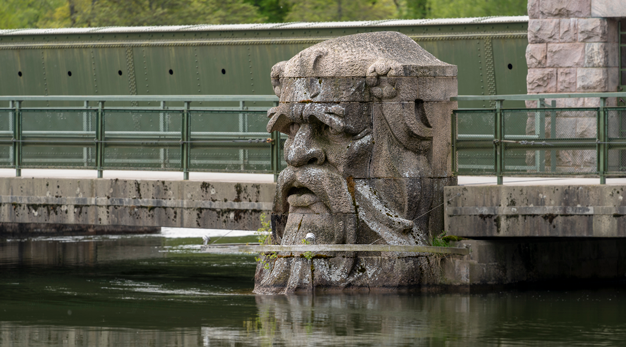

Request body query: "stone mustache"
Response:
[254, 32, 458, 294]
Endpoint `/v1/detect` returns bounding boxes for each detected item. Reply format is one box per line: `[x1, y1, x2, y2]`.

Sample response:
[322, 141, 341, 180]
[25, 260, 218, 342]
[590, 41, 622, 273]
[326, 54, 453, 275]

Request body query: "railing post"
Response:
[160, 101, 166, 169]
[96, 101, 104, 178]
[537, 98, 546, 172]
[550, 100, 557, 172]
[83, 101, 89, 168]
[182, 101, 190, 180]
[13, 100, 21, 177]
[598, 97, 607, 184]
[239, 101, 246, 171]
[495, 100, 503, 185]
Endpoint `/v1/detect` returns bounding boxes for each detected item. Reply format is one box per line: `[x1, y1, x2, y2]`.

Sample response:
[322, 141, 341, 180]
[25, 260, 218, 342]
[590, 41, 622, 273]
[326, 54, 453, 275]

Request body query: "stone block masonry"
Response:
[0, 177, 275, 235]
[526, 0, 619, 96]
[445, 185, 626, 238]
[525, 0, 621, 171]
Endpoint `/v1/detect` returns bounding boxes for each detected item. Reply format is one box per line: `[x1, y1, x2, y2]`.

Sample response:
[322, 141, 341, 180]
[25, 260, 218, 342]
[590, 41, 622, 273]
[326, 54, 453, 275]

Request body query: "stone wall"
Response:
[0, 177, 275, 233]
[525, 0, 622, 172]
[527, 0, 619, 98]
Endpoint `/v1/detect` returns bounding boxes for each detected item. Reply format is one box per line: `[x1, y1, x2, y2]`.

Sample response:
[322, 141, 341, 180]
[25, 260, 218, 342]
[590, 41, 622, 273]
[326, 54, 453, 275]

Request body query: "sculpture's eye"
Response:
[321, 123, 343, 138]
[289, 123, 300, 137]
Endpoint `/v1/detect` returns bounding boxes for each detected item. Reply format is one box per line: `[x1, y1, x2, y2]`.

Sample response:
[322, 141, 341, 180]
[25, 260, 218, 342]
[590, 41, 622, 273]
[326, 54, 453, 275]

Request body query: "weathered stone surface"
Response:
[0, 222, 159, 237]
[526, 44, 547, 68]
[576, 117, 597, 138]
[425, 101, 456, 177]
[547, 43, 585, 67]
[254, 255, 446, 294]
[608, 67, 619, 91]
[592, 0, 626, 17]
[277, 32, 456, 78]
[445, 185, 626, 238]
[539, 0, 591, 18]
[277, 76, 445, 103]
[527, 68, 557, 93]
[528, 0, 540, 19]
[608, 43, 619, 67]
[578, 18, 608, 42]
[528, 19, 560, 43]
[0, 177, 275, 231]
[557, 68, 577, 92]
[417, 77, 458, 101]
[565, 97, 585, 107]
[608, 18, 619, 42]
[577, 68, 608, 91]
[258, 32, 458, 294]
[559, 18, 578, 41]
[584, 43, 609, 67]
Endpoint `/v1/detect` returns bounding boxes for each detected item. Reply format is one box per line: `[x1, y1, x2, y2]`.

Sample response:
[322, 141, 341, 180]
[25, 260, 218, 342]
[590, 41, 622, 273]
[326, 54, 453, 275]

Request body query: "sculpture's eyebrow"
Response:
[303, 104, 345, 132]
[267, 106, 290, 133]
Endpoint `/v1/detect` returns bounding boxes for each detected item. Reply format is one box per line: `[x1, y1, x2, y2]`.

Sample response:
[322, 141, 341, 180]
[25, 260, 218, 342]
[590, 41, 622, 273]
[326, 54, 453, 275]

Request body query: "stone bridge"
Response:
[0, 172, 274, 236]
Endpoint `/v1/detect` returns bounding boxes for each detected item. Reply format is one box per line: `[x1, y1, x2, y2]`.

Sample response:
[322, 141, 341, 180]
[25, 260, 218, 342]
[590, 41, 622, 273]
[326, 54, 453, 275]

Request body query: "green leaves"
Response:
[284, 0, 397, 22]
[0, 0, 527, 29]
[426, 0, 527, 19]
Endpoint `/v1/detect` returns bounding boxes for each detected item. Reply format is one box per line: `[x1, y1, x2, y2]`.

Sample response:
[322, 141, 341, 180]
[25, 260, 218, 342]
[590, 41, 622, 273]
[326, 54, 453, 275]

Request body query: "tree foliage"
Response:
[0, 0, 528, 29]
[243, 0, 292, 23]
[426, 0, 528, 18]
[0, 0, 65, 29]
[285, 0, 397, 22]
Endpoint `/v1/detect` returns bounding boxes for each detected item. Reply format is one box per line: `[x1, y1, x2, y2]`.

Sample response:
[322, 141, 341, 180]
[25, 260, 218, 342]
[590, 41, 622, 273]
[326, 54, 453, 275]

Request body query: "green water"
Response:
[1, 234, 626, 347]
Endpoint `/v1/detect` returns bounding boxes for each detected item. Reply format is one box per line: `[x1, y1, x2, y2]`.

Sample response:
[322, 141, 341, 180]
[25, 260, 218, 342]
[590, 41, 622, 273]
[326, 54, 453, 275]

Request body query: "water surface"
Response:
[1, 231, 624, 346]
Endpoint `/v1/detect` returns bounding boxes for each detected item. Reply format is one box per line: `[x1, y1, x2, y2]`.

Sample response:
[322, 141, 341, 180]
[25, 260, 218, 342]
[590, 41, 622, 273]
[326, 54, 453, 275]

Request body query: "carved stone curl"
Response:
[255, 32, 458, 294]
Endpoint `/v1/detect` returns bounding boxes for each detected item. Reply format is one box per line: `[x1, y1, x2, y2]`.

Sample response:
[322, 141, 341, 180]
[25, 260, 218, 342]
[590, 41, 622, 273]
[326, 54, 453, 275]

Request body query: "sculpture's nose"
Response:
[285, 124, 326, 167]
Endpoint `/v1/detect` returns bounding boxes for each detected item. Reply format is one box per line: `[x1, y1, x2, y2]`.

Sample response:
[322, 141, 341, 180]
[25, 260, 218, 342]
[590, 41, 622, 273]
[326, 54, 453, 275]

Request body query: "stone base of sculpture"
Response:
[255, 255, 447, 294]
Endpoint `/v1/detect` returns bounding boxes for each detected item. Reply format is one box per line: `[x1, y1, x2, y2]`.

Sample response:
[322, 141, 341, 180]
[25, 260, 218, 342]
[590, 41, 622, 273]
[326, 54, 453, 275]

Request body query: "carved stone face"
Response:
[255, 32, 458, 294]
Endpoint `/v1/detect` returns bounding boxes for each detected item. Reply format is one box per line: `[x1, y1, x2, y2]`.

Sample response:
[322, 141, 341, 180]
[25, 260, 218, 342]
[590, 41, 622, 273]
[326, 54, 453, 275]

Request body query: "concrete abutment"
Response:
[0, 177, 275, 236]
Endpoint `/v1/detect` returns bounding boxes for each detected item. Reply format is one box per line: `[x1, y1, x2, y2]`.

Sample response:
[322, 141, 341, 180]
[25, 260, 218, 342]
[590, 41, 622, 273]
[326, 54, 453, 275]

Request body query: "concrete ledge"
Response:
[202, 244, 470, 255]
[445, 185, 626, 237]
[0, 177, 275, 233]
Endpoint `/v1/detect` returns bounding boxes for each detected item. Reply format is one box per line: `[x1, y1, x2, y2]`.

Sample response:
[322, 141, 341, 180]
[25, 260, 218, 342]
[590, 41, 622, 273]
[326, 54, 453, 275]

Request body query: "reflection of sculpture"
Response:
[255, 32, 458, 294]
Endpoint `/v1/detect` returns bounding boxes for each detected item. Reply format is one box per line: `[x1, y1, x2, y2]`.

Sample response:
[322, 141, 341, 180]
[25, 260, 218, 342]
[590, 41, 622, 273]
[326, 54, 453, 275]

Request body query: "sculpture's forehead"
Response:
[279, 77, 369, 103]
[280, 31, 455, 78]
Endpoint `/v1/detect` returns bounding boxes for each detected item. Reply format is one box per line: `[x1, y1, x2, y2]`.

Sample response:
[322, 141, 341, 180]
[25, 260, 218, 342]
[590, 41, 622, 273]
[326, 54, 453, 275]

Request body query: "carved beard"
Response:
[254, 167, 430, 294]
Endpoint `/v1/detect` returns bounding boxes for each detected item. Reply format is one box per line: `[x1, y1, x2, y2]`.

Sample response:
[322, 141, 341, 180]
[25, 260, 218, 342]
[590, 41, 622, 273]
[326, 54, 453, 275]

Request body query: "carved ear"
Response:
[366, 58, 405, 88]
[309, 49, 327, 71]
[403, 100, 433, 140]
[379, 101, 432, 153]
[271, 61, 287, 97]
[368, 59, 433, 149]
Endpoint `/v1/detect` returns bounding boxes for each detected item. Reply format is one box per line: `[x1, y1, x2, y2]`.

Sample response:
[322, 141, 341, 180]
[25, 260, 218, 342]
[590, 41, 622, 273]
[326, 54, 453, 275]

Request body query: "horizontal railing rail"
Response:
[451, 92, 626, 185]
[0, 95, 279, 102]
[0, 95, 284, 181]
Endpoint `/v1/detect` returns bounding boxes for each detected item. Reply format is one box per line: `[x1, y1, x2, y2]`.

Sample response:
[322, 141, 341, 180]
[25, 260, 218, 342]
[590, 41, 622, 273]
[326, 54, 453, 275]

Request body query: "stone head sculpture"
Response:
[255, 32, 458, 294]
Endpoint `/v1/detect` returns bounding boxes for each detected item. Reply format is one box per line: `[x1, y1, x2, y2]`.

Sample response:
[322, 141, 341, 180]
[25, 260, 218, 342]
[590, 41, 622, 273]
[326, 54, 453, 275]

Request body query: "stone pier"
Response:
[525, 0, 624, 171]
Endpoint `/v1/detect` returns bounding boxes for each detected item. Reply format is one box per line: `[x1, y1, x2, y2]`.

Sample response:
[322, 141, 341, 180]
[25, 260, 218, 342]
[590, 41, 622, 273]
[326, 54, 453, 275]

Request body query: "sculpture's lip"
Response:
[286, 186, 320, 205]
[287, 190, 320, 207]
[276, 165, 354, 214]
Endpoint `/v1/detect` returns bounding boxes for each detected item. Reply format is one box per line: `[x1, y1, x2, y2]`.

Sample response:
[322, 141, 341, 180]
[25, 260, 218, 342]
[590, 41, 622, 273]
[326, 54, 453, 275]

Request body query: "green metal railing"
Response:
[452, 92, 626, 185]
[0, 95, 283, 181]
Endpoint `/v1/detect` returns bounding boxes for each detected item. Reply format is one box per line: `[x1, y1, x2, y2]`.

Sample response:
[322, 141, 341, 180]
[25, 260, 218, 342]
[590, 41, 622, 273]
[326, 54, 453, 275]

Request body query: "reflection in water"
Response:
[1, 234, 626, 346]
[0, 236, 164, 267]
